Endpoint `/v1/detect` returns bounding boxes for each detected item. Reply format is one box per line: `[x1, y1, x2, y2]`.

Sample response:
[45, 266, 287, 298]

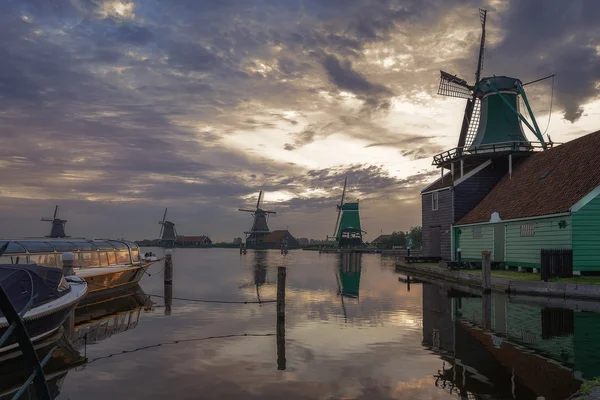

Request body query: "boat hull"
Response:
[76, 264, 151, 305]
[0, 282, 88, 353]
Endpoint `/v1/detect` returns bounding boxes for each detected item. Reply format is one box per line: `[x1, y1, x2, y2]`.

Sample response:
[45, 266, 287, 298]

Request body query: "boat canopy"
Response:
[0, 264, 67, 315]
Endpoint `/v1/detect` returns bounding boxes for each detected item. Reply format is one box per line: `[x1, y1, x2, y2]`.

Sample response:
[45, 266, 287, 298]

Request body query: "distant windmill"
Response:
[239, 191, 276, 248]
[41, 205, 68, 238]
[330, 177, 365, 248]
[158, 208, 177, 247]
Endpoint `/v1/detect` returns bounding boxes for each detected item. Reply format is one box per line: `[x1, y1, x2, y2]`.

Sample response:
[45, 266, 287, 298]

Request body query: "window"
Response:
[131, 250, 141, 263]
[520, 223, 535, 237]
[116, 251, 130, 264]
[99, 252, 109, 266]
[29, 254, 57, 268]
[432, 192, 439, 211]
[472, 227, 483, 238]
[107, 252, 117, 265]
[0, 255, 24, 264]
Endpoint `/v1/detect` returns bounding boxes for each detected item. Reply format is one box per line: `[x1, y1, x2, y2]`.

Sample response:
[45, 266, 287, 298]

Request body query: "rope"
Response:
[83, 280, 277, 304]
[77, 333, 276, 369]
[543, 75, 555, 136]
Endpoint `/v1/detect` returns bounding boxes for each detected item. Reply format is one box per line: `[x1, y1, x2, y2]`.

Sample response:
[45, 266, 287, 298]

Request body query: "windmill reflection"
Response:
[335, 253, 362, 322]
[238, 251, 273, 303]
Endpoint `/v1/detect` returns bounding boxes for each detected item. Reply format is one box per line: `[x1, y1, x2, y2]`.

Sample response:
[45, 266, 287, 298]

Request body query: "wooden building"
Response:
[174, 235, 212, 246]
[454, 131, 600, 273]
[259, 230, 299, 249]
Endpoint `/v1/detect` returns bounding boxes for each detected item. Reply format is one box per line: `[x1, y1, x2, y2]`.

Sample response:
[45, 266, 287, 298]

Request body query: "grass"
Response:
[468, 269, 600, 285]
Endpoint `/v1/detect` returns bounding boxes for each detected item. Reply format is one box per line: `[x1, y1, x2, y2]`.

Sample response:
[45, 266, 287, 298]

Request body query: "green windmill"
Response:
[331, 177, 366, 248]
[433, 9, 552, 168]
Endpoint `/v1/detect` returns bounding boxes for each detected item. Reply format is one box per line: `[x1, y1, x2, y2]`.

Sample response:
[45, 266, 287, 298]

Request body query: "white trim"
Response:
[420, 173, 450, 193]
[450, 224, 455, 261]
[456, 212, 571, 228]
[421, 186, 451, 195]
[570, 185, 600, 212]
[454, 160, 492, 186]
[431, 191, 439, 211]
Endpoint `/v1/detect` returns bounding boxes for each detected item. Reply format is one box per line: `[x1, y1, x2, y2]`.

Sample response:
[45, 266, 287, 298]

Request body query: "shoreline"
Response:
[396, 263, 600, 300]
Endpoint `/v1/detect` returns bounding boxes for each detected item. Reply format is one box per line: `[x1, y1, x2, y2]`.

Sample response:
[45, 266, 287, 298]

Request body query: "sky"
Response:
[0, 0, 599, 242]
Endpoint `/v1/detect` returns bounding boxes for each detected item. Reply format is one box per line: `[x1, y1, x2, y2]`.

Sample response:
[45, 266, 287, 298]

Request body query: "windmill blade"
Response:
[159, 224, 164, 239]
[333, 206, 342, 238]
[162, 208, 168, 224]
[239, 208, 256, 213]
[340, 177, 347, 206]
[263, 211, 277, 214]
[474, 9, 487, 83]
[256, 191, 263, 209]
[53, 205, 59, 219]
[41, 218, 53, 222]
[438, 71, 473, 99]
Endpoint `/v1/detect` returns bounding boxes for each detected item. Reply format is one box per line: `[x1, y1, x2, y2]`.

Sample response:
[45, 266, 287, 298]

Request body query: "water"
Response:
[4, 249, 599, 399]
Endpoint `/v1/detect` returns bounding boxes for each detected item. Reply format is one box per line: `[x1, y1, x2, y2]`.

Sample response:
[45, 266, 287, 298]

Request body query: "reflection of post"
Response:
[481, 250, 491, 293]
[164, 249, 173, 284]
[482, 293, 492, 331]
[276, 266, 286, 370]
[164, 283, 172, 316]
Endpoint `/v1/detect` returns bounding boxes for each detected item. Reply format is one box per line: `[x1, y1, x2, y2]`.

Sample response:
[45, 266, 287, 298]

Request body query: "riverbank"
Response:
[396, 263, 600, 300]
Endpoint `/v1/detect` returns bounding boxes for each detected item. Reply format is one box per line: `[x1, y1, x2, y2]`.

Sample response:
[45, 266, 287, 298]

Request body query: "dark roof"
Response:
[371, 235, 391, 243]
[458, 130, 600, 225]
[262, 230, 294, 242]
[421, 163, 481, 193]
[175, 235, 211, 242]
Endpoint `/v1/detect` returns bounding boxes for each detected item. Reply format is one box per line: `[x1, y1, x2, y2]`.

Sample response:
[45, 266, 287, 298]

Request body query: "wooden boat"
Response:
[0, 239, 157, 301]
[0, 264, 88, 353]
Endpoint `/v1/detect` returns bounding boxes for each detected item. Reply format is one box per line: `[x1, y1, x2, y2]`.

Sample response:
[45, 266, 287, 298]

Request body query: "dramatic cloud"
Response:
[0, 0, 597, 240]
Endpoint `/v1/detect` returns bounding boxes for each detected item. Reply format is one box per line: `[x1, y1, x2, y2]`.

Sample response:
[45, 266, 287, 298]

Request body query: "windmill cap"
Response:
[475, 76, 523, 96]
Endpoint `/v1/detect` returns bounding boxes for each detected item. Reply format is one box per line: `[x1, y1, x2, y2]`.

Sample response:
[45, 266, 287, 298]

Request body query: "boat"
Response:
[0, 264, 88, 353]
[141, 251, 159, 262]
[0, 239, 157, 301]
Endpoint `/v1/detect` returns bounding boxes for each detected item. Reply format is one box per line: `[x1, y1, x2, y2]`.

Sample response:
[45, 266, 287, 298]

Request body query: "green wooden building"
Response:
[453, 130, 600, 274]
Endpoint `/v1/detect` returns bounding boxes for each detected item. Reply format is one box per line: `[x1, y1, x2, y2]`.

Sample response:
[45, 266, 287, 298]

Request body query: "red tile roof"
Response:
[457, 130, 600, 225]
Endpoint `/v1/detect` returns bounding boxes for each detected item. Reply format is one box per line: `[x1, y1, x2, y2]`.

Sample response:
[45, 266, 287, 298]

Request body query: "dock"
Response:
[396, 262, 600, 301]
[306, 248, 423, 256]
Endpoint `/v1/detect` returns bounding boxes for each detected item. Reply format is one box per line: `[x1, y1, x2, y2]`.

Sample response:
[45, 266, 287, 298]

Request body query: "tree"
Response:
[407, 226, 422, 249]
[379, 231, 407, 249]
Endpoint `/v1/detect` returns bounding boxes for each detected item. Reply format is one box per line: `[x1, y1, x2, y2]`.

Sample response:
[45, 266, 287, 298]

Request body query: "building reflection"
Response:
[336, 253, 362, 321]
[0, 285, 151, 399]
[421, 283, 599, 399]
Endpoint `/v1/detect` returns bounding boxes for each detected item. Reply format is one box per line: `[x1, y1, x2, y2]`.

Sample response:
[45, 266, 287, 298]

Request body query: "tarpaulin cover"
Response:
[0, 264, 65, 317]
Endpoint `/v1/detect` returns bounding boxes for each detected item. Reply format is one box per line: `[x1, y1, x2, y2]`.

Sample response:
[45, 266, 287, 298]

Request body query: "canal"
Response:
[5, 249, 599, 399]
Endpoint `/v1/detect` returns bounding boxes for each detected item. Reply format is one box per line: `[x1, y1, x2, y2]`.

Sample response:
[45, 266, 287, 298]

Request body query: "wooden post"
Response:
[164, 282, 172, 316]
[276, 266, 286, 370]
[164, 249, 173, 284]
[406, 276, 411, 292]
[482, 250, 491, 293]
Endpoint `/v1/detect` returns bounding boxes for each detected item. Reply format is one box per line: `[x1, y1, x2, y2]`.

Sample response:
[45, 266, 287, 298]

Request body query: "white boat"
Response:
[0, 239, 157, 301]
[0, 264, 88, 353]
[141, 252, 159, 262]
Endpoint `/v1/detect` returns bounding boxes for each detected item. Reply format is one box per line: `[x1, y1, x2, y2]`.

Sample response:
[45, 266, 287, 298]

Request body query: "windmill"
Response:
[239, 191, 276, 248]
[434, 8, 550, 170]
[330, 177, 366, 248]
[41, 205, 68, 238]
[158, 208, 177, 247]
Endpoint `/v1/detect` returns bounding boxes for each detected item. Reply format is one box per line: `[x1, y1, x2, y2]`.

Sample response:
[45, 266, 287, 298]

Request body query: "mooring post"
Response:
[61, 252, 75, 277]
[276, 266, 286, 370]
[482, 250, 491, 293]
[164, 249, 173, 284]
[164, 282, 172, 316]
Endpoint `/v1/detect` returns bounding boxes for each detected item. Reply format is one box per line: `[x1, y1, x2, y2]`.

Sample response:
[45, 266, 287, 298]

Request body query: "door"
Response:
[430, 226, 441, 257]
[493, 223, 505, 262]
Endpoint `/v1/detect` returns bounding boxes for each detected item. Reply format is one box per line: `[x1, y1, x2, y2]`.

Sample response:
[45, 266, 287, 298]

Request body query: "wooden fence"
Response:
[540, 249, 573, 281]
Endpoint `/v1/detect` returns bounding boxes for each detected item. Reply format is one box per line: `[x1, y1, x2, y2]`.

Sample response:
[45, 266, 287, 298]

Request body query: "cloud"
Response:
[321, 53, 393, 112]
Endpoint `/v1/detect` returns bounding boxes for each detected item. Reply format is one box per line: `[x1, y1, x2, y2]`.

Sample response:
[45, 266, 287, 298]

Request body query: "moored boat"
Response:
[0, 239, 157, 301]
[0, 264, 88, 353]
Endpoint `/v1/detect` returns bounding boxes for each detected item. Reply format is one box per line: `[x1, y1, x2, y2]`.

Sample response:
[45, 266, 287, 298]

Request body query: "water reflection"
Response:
[0, 286, 151, 399]
[421, 283, 598, 399]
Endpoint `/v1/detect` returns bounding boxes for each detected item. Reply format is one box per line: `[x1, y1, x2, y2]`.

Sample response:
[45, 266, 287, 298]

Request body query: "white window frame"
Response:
[432, 192, 439, 211]
[520, 223, 535, 237]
